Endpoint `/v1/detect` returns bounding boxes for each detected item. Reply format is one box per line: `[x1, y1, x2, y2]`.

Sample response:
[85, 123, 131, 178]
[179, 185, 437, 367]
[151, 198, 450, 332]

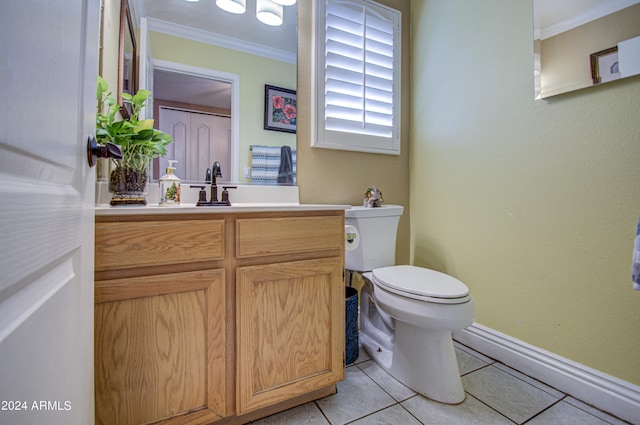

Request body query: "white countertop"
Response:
[95, 203, 350, 216]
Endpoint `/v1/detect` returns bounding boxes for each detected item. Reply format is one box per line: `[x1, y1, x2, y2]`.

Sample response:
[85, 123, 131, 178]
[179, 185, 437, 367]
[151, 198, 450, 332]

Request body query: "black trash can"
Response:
[345, 286, 359, 365]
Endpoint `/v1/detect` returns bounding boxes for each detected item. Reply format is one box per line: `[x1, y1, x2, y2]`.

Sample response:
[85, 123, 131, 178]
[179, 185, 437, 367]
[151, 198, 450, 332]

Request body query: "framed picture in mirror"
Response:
[264, 85, 296, 134]
[118, 0, 137, 119]
[590, 46, 620, 85]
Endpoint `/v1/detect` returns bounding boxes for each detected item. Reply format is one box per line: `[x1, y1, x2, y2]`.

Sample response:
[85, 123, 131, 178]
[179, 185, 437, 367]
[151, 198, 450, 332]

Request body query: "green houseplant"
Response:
[96, 76, 173, 205]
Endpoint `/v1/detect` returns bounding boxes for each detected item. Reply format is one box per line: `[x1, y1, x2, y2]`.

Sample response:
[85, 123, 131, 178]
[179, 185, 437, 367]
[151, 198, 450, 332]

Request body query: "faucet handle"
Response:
[221, 186, 237, 203]
[189, 185, 208, 204]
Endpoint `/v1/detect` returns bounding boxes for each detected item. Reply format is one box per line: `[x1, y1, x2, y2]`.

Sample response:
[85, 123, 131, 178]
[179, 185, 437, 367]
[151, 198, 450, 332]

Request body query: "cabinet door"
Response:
[95, 269, 226, 425]
[236, 258, 344, 414]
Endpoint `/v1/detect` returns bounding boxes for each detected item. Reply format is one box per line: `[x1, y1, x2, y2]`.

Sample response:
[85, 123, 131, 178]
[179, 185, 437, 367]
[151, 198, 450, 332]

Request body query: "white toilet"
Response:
[345, 205, 475, 404]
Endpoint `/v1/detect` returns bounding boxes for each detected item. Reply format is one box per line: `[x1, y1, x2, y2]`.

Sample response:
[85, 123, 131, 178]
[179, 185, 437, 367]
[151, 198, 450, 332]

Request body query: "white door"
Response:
[0, 1, 98, 424]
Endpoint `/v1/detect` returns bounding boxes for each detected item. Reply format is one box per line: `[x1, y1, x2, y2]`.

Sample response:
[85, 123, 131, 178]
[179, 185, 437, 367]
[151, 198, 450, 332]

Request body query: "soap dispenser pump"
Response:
[159, 160, 181, 206]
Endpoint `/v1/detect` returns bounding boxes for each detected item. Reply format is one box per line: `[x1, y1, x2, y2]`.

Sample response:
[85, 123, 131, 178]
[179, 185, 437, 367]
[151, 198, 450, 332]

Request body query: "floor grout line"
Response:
[398, 397, 427, 425]
[313, 399, 332, 425]
[354, 360, 414, 403]
[519, 396, 565, 425]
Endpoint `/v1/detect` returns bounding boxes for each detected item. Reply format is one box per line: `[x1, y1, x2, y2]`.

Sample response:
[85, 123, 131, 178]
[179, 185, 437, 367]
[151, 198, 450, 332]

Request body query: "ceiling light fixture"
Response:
[256, 0, 283, 26]
[272, 0, 296, 5]
[216, 0, 246, 14]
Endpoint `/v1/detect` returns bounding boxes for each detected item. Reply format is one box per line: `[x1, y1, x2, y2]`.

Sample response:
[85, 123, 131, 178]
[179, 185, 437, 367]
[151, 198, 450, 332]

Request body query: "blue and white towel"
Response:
[250, 145, 296, 185]
[633, 216, 640, 291]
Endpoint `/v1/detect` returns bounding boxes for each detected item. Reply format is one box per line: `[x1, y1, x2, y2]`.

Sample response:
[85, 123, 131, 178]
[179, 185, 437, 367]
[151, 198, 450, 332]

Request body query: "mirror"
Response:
[129, 0, 297, 184]
[534, 0, 640, 99]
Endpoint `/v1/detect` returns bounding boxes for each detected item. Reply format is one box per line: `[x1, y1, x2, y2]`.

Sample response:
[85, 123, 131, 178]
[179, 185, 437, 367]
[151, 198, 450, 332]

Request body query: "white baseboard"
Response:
[453, 323, 640, 424]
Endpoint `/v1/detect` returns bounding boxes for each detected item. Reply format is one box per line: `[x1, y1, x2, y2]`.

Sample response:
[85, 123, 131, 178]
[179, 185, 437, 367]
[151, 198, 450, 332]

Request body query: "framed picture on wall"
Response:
[590, 46, 620, 85]
[264, 85, 296, 133]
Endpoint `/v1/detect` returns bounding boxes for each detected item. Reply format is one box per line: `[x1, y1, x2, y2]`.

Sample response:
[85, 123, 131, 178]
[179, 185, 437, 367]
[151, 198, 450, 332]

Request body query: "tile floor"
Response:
[250, 342, 631, 425]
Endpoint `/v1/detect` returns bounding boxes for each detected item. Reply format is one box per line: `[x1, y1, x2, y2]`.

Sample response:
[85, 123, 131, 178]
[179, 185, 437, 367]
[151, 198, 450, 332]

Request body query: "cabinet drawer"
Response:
[236, 216, 343, 258]
[96, 219, 224, 271]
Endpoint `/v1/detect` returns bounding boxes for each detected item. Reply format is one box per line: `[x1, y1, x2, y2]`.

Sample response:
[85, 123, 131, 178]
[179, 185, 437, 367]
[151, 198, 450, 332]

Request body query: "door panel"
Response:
[192, 113, 231, 179]
[0, 0, 98, 424]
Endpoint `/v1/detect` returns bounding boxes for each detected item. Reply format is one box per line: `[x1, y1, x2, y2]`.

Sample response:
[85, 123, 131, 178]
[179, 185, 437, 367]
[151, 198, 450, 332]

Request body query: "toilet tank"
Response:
[344, 205, 404, 272]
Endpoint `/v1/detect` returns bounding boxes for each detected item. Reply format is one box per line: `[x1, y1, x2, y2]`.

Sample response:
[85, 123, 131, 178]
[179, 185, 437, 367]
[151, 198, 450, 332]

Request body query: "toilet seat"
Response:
[372, 265, 471, 304]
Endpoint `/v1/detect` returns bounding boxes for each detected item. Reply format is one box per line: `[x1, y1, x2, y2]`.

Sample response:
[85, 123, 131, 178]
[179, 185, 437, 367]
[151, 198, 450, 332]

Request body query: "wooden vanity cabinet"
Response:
[94, 210, 345, 425]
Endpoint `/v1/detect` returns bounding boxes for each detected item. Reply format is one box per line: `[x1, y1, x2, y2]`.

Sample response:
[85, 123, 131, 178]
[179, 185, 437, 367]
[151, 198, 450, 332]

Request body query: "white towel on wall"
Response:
[633, 216, 640, 291]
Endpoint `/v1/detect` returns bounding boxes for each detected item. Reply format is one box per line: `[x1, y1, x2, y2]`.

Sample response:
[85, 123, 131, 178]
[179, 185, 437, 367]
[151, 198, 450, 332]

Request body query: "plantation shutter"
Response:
[315, 0, 401, 155]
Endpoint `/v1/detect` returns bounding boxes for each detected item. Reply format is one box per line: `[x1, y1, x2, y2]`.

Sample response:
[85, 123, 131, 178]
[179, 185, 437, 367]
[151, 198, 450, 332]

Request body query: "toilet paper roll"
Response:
[345, 225, 360, 251]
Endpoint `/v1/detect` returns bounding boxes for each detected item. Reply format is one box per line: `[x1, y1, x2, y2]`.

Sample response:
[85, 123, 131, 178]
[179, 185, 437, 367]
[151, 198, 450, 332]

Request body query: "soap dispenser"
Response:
[159, 160, 181, 206]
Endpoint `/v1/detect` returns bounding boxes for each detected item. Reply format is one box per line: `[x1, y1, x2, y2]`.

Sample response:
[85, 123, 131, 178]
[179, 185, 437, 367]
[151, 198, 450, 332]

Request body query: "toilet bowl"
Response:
[359, 265, 475, 404]
[344, 206, 475, 404]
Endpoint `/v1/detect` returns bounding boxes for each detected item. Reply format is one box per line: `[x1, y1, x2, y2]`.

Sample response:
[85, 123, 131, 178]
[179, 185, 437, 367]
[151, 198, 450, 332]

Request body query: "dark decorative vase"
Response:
[109, 163, 148, 206]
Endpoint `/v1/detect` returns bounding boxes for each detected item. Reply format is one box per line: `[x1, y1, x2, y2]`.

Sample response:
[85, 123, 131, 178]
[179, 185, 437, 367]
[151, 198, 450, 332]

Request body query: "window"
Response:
[314, 0, 401, 155]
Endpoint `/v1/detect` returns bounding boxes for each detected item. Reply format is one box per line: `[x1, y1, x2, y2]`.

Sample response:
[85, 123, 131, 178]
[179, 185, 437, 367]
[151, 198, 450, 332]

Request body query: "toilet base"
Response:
[360, 323, 466, 404]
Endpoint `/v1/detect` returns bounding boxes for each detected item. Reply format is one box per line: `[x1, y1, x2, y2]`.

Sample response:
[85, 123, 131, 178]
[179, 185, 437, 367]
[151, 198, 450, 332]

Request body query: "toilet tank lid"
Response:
[372, 265, 469, 299]
[345, 205, 404, 218]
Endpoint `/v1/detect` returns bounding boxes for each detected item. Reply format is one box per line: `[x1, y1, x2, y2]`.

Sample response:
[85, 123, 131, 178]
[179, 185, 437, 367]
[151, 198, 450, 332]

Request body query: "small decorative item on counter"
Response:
[159, 160, 181, 206]
[363, 185, 384, 208]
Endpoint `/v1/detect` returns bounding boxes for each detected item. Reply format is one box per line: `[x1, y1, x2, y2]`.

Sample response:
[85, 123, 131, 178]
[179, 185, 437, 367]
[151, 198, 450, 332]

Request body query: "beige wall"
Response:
[296, 0, 412, 266]
[410, 0, 640, 385]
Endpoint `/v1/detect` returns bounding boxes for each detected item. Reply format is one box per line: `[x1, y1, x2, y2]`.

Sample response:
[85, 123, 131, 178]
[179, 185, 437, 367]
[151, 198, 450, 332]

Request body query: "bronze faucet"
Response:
[191, 162, 236, 206]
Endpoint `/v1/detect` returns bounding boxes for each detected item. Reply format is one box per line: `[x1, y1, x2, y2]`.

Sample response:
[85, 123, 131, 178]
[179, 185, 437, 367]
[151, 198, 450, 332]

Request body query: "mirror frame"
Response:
[118, 0, 137, 118]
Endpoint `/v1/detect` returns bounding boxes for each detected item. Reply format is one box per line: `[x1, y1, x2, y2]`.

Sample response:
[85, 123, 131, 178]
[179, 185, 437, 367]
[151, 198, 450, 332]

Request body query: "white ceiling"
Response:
[534, 0, 640, 40]
[129, 0, 297, 108]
